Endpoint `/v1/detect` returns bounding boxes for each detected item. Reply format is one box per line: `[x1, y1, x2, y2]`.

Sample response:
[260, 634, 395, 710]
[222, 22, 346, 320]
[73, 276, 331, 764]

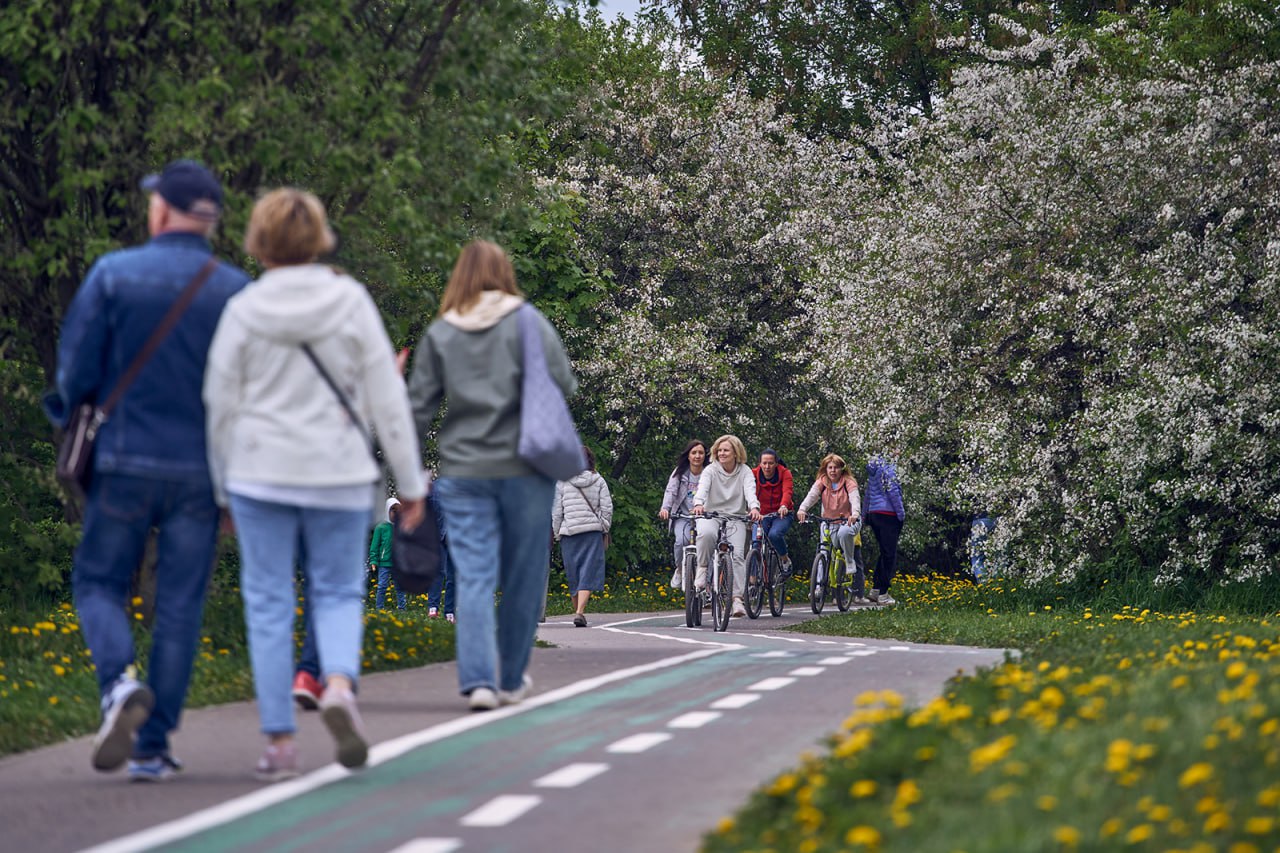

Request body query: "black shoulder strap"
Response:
[300, 343, 378, 463]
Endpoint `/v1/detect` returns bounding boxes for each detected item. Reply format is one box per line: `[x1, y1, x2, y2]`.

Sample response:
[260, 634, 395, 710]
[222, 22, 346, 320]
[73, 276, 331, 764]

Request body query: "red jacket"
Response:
[753, 463, 794, 514]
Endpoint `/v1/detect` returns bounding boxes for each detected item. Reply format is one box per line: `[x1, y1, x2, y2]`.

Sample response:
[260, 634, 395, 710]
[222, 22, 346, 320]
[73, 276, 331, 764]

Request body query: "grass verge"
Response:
[705, 573, 1280, 852]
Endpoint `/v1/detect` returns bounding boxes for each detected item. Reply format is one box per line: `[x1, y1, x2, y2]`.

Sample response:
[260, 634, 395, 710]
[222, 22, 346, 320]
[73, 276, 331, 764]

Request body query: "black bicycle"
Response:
[670, 513, 703, 628]
[743, 513, 787, 619]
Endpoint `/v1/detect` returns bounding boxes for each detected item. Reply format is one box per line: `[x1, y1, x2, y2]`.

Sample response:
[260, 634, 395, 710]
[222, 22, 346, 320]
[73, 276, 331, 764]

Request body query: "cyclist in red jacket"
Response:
[752, 449, 795, 575]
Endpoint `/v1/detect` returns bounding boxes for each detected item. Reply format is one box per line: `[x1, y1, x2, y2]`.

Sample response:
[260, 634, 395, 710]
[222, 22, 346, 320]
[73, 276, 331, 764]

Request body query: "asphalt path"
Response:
[0, 609, 1007, 853]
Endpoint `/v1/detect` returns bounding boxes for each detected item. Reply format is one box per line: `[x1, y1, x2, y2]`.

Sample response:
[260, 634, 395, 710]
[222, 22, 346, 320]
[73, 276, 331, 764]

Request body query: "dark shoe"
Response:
[127, 753, 182, 783]
[573, 613, 587, 628]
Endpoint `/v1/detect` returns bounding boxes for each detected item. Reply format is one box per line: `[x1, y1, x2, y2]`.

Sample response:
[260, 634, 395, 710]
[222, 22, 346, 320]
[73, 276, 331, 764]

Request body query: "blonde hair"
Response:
[439, 240, 524, 316]
[710, 434, 747, 465]
[816, 453, 847, 482]
[243, 188, 336, 266]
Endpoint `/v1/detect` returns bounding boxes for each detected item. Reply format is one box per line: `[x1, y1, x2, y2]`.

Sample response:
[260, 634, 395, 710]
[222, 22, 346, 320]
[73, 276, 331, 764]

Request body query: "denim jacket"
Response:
[44, 232, 250, 482]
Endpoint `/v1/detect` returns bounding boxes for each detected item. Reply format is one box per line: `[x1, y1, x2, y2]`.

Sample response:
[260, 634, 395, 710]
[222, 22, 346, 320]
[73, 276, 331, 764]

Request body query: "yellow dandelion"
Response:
[1053, 826, 1080, 846]
[1178, 763, 1214, 788]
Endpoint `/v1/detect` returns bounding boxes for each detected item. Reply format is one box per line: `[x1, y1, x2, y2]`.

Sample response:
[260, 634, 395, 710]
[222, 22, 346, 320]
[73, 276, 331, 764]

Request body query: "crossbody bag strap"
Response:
[98, 256, 219, 419]
[300, 343, 378, 463]
[573, 482, 606, 527]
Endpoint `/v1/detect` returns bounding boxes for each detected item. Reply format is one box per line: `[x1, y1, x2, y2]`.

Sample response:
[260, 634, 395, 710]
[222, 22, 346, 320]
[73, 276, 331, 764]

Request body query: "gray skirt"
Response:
[561, 531, 606, 593]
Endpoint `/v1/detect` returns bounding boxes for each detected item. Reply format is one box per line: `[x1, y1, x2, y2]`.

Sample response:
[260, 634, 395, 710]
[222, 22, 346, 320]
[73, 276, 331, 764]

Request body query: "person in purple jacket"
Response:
[862, 453, 906, 606]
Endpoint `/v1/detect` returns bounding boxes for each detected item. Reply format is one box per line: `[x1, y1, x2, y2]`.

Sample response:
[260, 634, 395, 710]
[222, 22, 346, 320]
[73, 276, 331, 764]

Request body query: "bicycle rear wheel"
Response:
[713, 552, 732, 632]
[810, 551, 827, 615]
[768, 550, 785, 617]
[834, 551, 851, 612]
[744, 549, 764, 619]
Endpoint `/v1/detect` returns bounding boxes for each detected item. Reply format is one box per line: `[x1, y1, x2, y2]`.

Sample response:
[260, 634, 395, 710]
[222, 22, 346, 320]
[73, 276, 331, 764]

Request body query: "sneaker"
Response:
[128, 753, 182, 783]
[92, 677, 155, 772]
[878, 593, 897, 606]
[428, 607, 439, 618]
[670, 569, 681, 589]
[780, 556, 793, 578]
[255, 742, 300, 783]
[499, 674, 534, 706]
[291, 671, 323, 711]
[573, 613, 587, 628]
[694, 570, 708, 592]
[731, 598, 746, 618]
[853, 595, 868, 606]
[867, 588, 880, 603]
[468, 687, 499, 712]
[445, 613, 456, 624]
[319, 688, 369, 769]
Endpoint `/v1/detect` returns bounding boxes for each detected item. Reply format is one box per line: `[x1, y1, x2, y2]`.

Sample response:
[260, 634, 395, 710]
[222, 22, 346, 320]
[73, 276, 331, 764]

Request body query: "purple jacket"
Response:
[863, 456, 905, 521]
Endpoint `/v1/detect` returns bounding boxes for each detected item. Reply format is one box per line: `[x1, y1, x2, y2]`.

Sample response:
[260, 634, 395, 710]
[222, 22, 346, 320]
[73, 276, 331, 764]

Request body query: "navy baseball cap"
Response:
[140, 159, 223, 220]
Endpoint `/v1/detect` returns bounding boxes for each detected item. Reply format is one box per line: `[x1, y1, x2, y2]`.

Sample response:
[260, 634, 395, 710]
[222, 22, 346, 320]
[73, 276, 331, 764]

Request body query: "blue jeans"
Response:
[427, 539, 455, 613]
[756, 514, 794, 557]
[230, 495, 369, 735]
[72, 473, 219, 759]
[295, 566, 320, 679]
[375, 565, 406, 610]
[434, 475, 554, 694]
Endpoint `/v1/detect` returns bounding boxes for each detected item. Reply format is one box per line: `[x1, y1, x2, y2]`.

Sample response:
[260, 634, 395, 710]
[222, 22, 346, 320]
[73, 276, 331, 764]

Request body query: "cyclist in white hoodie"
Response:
[692, 434, 761, 617]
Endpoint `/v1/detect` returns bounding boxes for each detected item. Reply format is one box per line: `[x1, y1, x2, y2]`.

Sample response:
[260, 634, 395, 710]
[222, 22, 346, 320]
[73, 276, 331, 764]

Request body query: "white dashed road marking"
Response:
[747, 677, 796, 691]
[607, 733, 673, 754]
[845, 650, 878, 657]
[460, 795, 542, 827]
[750, 650, 795, 658]
[818, 657, 851, 665]
[533, 763, 611, 789]
[667, 711, 722, 729]
[386, 840, 462, 853]
[789, 666, 827, 677]
[710, 693, 762, 710]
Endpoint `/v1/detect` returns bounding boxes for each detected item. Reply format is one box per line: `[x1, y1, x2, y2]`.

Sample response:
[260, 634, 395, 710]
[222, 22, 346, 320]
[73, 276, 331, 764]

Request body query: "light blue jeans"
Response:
[230, 494, 370, 735]
[434, 475, 554, 695]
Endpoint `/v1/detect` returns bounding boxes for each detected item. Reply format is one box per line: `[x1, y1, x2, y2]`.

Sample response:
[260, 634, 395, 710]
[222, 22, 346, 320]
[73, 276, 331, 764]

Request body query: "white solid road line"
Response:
[460, 795, 543, 827]
[607, 732, 674, 754]
[746, 676, 797, 691]
[789, 666, 827, 676]
[667, 711, 723, 729]
[82, 646, 733, 853]
[819, 657, 852, 665]
[710, 693, 762, 710]
[533, 763, 611, 789]
[386, 839, 463, 853]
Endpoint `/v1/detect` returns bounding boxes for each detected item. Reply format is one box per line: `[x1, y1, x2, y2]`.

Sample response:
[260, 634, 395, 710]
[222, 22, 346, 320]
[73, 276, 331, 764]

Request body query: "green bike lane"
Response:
[82, 614, 1006, 853]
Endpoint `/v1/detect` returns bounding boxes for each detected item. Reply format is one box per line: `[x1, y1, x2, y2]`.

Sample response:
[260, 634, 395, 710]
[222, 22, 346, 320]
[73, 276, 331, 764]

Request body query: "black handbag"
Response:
[301, 344, 440, 594]
[55, 257, 219, 497]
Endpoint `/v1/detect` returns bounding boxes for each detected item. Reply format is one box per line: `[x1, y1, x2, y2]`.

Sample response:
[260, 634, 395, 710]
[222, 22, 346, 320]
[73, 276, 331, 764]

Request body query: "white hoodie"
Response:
[203, 264, 426, 506]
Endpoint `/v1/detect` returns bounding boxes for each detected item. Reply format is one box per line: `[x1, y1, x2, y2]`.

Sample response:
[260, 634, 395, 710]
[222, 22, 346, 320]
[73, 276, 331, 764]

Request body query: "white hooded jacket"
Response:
[552, 471, 613, 538]
[203, 264, 426, 505]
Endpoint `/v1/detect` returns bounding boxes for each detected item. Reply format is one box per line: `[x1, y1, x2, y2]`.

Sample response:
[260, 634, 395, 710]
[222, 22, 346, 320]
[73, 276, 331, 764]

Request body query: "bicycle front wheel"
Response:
[768, 550, 785, 617]
[834, 551, 851, 612]
[810, 551, 827, 615]
[744, 549, 764, 619]
[713, 552, 732, 632]
[683, 551, 699, 628]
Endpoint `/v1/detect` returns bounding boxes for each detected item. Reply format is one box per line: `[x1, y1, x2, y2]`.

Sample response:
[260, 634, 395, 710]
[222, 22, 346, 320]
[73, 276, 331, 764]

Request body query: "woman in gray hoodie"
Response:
[408, 240, 577, 712]
[692, 434, 761, 618]
[552, 446, 613, 627]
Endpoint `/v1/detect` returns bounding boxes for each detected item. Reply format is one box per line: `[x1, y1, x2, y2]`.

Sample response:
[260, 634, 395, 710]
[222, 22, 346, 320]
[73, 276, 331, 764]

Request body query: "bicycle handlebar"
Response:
[801, 515, 860, 524]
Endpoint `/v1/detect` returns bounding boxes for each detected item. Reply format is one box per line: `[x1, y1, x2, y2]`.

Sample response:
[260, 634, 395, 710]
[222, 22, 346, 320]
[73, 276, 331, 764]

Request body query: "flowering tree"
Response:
[823, 10, 1280, 586]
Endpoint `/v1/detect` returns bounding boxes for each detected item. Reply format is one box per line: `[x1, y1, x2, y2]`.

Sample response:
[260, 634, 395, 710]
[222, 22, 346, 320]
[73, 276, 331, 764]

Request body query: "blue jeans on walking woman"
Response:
[434, 475, 554, 695]
[230, 495, 369, 735]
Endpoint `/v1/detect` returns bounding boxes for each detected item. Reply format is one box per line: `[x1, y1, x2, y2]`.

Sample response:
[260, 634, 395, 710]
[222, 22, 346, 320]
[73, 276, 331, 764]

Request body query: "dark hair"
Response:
[582, 445, 596, 472]
[759, 448, 779, 463]
[674, 439, 707, 476]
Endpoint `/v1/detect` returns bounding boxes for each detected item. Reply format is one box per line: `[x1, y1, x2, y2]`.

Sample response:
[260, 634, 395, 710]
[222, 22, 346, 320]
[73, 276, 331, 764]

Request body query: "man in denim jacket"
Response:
[44, 160, 249, 781]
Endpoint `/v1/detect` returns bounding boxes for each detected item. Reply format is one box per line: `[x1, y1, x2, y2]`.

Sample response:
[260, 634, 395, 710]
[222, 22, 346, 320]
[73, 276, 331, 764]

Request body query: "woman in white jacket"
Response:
[203, 189, 425, 781]
[692, 434, 761, 618]
[552, 446, 612, 628]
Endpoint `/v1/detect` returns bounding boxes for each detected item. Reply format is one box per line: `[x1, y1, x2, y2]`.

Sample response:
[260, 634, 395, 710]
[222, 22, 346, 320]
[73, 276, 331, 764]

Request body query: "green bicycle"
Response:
[806, 516, 865, 614]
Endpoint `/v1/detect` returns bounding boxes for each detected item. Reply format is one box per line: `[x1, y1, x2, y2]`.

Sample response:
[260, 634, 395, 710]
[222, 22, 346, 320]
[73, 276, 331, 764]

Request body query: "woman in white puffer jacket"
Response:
[552, 446, 612, 627]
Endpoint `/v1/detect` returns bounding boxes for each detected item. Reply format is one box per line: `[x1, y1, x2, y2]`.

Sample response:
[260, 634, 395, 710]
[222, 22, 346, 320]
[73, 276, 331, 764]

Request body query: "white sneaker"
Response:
[468, 687, 499, 712]
[878, 593, 897, 606]
[670, 569, 681, 589]
[694, 569, 708, 591]
[92, 677, 154, 772]
[319, 687, 369, 769]
[731, 597, 746, 618]
[499, 674, 534, 706]
[867, 588, 880, 603]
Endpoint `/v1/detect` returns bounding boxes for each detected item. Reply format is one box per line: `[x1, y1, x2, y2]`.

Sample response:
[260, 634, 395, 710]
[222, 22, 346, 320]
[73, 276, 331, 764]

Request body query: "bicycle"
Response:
[804, 516, 865, 614]
[743, 512, 787, 619]
[670, 513, 703, 628]
[690, 511, 751, 632]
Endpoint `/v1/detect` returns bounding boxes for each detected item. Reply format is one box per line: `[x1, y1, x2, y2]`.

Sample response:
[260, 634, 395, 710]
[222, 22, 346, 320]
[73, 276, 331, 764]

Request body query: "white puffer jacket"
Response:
[553, 471, 613, 538]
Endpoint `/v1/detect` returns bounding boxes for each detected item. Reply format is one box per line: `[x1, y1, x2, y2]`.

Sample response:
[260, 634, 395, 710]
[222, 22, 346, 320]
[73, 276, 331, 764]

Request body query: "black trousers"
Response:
[866, 512, 903, 594]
